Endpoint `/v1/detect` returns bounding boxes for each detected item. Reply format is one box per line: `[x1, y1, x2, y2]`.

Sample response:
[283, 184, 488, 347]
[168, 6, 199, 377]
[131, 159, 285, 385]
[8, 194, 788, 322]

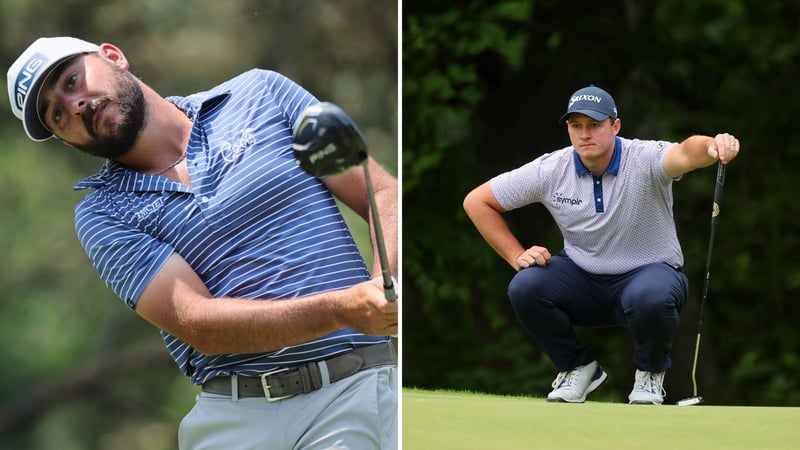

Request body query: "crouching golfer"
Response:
[463, 85, 739, 404]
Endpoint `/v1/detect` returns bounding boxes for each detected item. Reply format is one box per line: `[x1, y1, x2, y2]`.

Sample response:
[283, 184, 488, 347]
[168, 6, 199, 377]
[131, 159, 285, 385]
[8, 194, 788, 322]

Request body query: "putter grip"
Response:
[711, 162, 726, 225]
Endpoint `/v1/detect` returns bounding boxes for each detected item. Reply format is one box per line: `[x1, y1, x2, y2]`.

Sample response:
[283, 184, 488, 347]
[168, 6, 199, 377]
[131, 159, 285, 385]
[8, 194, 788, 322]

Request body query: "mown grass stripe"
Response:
[403, 389, 800, 449]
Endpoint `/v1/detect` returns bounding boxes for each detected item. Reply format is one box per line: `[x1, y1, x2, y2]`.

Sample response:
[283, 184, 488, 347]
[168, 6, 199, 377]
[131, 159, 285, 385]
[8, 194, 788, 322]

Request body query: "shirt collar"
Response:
[573, 137, 622, 177]
[166, 91, 229, 121]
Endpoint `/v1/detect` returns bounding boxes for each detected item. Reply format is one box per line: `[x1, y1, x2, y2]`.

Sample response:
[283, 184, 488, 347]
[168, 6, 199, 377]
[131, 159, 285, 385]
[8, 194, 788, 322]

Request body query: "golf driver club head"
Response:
[291, 102, 397, 303]
[292, 102, 368, 177]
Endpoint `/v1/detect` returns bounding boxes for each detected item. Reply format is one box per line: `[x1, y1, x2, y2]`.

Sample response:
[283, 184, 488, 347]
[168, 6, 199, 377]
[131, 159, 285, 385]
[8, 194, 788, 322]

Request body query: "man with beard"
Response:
[7, 37, 398, 449]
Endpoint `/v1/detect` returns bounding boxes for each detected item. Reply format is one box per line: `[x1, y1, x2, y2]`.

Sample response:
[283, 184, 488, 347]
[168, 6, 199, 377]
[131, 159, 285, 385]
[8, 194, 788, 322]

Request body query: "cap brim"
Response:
[559, 109, 612, 123]
[23, 77, 53, 141]
[23, 52, 94, 141]
[22, 59, 67, 141]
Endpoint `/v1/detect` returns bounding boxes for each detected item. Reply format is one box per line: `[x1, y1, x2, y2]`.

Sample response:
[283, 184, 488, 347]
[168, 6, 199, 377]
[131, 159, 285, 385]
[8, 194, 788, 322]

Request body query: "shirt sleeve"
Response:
[635, 138, 679, 183]
[74, 194, 175, 309]
[489, 151, 566, 211]
[258, 70, 319, 130]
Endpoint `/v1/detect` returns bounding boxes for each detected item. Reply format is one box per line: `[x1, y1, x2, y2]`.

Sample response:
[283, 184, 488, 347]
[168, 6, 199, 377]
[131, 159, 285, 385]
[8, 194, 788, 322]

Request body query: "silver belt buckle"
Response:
[260, 368, 292, 402]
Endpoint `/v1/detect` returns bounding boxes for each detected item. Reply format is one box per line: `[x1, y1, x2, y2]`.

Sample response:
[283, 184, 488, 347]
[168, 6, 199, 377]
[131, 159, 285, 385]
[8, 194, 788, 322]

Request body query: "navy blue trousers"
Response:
[507, 254, 688, 373]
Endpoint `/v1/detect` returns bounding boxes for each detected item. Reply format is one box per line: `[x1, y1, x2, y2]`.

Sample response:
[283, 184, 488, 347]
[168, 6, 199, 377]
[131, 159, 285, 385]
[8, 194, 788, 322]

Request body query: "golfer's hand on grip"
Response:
[340, 278, 398, 336]
[707, 133, 740, 164]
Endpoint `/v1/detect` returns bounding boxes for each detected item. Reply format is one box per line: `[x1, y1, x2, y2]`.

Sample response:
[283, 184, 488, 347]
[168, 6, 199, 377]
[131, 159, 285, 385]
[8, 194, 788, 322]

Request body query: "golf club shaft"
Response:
[690, 161, 727, 397]
[690, 333, 701, 397]
[363, 162, 396, 302]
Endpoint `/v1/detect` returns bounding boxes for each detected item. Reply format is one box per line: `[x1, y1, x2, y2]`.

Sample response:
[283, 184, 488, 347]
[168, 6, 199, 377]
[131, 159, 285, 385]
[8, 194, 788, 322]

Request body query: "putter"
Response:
[677, 161, 727, 407]
[292, 102, 396, 302]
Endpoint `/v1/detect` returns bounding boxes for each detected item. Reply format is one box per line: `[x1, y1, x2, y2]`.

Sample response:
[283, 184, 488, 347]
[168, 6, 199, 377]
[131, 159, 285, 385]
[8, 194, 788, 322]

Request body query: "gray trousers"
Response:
[179, 366, 397, 450]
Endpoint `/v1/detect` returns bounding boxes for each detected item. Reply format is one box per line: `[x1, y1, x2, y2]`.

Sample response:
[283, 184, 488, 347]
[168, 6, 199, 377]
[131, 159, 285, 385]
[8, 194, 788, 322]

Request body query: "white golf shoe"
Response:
[546, 360, 607, 403]
[628, 369, 666, 404]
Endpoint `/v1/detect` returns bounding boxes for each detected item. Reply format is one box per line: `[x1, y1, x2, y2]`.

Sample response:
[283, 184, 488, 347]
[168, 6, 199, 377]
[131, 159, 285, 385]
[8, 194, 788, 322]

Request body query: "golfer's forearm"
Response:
[463, 197, 524, 269]
[371, 175, 399, 277]
[180, 291, 351, 355]
[475, 219, 525, 269]
[681, 135, 718, 169]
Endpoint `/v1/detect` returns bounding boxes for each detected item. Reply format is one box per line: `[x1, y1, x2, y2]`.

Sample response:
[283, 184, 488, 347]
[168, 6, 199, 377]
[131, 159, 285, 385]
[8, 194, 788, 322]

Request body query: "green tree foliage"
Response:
[0, 1, 397, 449]
[403, 0, 800, 406]
[403, 0, 552, 396]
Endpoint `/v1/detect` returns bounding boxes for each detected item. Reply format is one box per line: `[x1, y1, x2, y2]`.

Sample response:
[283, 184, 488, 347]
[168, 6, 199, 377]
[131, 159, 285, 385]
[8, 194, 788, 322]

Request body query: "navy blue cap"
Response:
[559, 85, 618, 122]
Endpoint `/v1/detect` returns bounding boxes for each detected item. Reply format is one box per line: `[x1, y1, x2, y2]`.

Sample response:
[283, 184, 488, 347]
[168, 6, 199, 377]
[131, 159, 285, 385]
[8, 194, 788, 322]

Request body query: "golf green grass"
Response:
[403, 389, 800, 449]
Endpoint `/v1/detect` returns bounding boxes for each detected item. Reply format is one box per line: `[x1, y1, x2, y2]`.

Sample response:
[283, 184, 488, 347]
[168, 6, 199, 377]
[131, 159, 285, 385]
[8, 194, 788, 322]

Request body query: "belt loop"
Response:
[231, 373, 239, 401]
[318, 360, 331, 387]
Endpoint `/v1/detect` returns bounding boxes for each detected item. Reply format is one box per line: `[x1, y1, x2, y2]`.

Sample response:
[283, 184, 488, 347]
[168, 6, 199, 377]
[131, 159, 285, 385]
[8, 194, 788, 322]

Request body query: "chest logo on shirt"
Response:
[133, 197, 165, 223]
[221, 128, 256, 162]
[552, 192, 583, 207]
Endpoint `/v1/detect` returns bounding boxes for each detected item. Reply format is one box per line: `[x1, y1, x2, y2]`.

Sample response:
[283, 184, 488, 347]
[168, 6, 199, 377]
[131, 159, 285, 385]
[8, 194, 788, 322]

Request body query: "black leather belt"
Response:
[201, 342, 395, 401]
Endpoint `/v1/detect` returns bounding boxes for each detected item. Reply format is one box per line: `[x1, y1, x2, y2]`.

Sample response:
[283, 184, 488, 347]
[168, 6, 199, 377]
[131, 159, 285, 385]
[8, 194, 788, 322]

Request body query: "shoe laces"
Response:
[635, 371, 666, 396]
[552, 369, 579, 389]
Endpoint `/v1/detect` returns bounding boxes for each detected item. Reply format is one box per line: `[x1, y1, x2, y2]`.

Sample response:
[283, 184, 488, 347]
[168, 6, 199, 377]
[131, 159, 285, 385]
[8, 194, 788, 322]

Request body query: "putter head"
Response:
[292, 102, 368, 177]
[676, 396, 704, 406]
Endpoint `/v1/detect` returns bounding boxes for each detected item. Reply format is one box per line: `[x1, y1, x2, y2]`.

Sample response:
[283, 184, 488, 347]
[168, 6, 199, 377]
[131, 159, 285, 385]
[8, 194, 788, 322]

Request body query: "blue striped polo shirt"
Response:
[491, 137, 683, 275]
[73, 69, 388, 385]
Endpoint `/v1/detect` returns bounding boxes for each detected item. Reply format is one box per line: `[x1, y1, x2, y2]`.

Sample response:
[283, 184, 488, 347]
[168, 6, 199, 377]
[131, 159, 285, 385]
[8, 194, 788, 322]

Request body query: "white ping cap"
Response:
[7, 37, 99, 141]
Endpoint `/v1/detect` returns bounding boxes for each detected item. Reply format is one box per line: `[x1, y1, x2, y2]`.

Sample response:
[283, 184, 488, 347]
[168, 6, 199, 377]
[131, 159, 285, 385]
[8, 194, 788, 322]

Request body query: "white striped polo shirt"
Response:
[491, 137, 684, 274]
[73, 69, 388, 385]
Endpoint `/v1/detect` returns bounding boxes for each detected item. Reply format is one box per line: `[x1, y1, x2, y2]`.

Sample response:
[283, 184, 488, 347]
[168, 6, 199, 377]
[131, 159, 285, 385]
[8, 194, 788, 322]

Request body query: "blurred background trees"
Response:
[0, 1, 396, 449]
[403, 0, 800, 407]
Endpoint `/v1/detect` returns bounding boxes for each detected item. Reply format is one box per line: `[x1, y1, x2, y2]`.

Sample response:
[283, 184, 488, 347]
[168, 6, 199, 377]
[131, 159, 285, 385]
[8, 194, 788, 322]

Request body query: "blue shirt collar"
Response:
[573, 137, 622, 177]
[166, 91, 230, 121]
